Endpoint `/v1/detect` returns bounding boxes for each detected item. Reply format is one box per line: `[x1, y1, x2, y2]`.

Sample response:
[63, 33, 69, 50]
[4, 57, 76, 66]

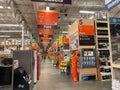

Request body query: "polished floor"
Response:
[0, 60, 112, 90]
[33, 60, 112, 90]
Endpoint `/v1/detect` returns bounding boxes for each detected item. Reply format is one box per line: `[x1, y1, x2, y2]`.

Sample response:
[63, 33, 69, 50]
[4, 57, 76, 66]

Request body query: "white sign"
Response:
[70, 32, 79, 50]
[13, 60, 19, 69]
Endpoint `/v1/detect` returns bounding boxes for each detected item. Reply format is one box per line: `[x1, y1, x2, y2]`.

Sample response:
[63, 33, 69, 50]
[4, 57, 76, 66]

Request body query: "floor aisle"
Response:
[33, 60, 112, 90]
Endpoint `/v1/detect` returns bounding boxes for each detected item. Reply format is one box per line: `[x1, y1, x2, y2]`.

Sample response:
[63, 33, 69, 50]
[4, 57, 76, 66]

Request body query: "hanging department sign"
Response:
[105, 0, 120, 10]
[31, 0, 72, 4]
[37, 10, 58, 29]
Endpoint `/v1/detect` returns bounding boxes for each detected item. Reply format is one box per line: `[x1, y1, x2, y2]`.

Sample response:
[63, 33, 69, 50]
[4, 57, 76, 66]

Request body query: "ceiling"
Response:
[1, 0, 119, 50]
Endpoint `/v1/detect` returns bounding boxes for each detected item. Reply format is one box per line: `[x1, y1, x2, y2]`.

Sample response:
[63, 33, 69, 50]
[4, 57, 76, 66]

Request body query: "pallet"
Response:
[79, 68, 97, 81]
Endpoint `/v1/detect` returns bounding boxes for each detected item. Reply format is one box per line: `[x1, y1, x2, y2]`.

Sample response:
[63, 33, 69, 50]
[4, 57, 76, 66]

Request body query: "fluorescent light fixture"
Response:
[46, 6, 50, 11]
[80, 10, 95, 14]
[62, 31, 68, 34]
[0, 24, 23, 27]
[0, 35, 11, 38]
[7, 6, 11, 9]
[0, 30, 22, 33]
[0, 6, 11, 9]
[0, 6, 3, 9]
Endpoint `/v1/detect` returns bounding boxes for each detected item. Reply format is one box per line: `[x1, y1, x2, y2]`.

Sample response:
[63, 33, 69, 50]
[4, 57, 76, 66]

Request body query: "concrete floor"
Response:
[33, 60, 112, 90]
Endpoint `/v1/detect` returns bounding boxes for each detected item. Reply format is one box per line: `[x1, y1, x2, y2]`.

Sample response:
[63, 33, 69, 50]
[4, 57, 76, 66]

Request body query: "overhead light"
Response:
[0, 24, 23, 27]
[0, 35, 11, 38]
[62, 31, 68, 34]
[0, 6, 11, 9]
[80, 10, 95, 14]
[0, 6, 3, 9]
[7, 6, 11, 9]
[46, 6, 50, 11]
[0, 30, 22, 33]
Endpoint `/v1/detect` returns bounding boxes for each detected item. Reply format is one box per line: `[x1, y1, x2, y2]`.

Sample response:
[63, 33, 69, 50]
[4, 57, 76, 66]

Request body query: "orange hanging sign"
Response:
[37, 10, 58, 29]
[63, 38, 69, 44]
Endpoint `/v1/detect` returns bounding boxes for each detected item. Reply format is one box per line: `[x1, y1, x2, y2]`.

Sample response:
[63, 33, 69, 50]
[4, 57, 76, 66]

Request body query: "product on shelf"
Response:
[0, 39, 31, 51]
[60, 60, 71, 75]
[80, 48, 97, 68]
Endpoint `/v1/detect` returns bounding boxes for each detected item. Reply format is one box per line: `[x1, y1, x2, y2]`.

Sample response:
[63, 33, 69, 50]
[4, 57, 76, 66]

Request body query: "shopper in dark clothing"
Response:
[44, 56, 46, 62]
[41, 56, 43, 62]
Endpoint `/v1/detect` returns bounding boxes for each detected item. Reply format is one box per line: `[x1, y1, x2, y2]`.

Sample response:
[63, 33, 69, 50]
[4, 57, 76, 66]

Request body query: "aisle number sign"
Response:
[31, 0, 72, 4]
[105, 0, 120, 10]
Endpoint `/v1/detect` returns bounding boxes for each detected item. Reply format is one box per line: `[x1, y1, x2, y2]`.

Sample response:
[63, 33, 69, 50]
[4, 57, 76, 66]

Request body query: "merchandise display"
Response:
[95, 13, 112, 81]
[69, 18, 97, 81]
[0, 39, 31, 51]
[48, 42, 58, 66]
[57, 36, 71, 75]
[60, 60, 71, 75]
[80, 49, 96, 68]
